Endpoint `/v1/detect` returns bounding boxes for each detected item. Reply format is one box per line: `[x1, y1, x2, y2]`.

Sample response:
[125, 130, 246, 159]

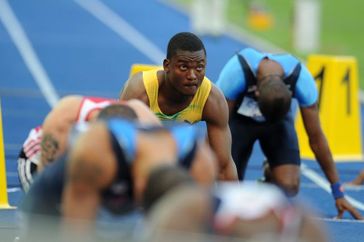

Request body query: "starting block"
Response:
[129, 64, 162, 78]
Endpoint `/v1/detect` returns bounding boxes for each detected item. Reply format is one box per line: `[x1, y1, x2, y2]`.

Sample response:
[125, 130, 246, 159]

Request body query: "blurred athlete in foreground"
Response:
[145, 182, 328, 242]
[17, 95, 160, 191]
[20, 118, 217, 241]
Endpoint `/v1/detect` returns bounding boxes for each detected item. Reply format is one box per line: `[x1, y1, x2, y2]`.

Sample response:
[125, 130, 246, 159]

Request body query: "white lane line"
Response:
[301, 164, 364, 211]
[7, 187, 21, 193]
[342, 185, 364, 191]
[0, 0, 59, 107]
[360, 90, 364, 103]
[74, 0, 165, 64]
[315, 217, 364, 223]
[301, 182, 364, 191]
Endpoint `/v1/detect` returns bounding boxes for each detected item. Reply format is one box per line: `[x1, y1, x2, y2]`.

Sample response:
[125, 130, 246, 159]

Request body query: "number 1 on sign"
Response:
[342, 68, 351, 115]
[314, 66, 325, 110]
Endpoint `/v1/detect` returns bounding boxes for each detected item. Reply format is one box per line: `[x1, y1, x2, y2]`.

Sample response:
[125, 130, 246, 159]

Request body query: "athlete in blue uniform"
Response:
[216, 48, 361, 219]
[20, 119, 216, 226]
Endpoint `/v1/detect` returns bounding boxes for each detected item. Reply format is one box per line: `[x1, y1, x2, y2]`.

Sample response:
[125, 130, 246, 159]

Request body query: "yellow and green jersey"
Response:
[143, 69, 211, 124]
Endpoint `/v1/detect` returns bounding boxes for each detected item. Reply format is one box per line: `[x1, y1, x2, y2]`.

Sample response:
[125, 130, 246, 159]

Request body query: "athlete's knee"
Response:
[270, 164, 300, 196]
[274, 177, 299, 197]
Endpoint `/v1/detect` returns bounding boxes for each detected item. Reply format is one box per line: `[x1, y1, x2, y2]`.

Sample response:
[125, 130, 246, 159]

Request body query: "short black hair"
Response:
[166, 32, 206, 59]
[258, 78, 292, 123]
[142, 165, 194, 214]
[97, 104, 138, 121]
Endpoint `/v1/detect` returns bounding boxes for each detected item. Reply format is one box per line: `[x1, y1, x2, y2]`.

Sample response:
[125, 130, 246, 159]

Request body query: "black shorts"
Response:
[230, 114, 300, 179]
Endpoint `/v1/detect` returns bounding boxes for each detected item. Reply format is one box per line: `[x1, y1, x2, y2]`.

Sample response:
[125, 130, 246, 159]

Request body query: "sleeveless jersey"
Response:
[21, 119, 203, 216]
[169, 124, 200, 169]
[76, 96, 118, 123]
[103, 119, 202, 213]
[143, 69, 212, 124]
[17, 96, 118, 192]
[102, 119, 138, 214]
[21, 120, 139, 216]
[21, 126, 43, 162]
[216, 48, 318, 122]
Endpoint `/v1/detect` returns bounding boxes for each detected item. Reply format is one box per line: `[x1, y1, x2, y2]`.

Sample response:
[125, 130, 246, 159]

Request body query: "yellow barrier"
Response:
[295, 55, 363, 161]
[129, 64, 162, 78]
[0, 99, 15, 209]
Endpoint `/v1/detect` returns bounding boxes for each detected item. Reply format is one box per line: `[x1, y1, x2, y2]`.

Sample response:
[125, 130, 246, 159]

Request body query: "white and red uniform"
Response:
[17, 97, 117, 192]
[212, 182, 303, 240]
[75, 96, 118, 123]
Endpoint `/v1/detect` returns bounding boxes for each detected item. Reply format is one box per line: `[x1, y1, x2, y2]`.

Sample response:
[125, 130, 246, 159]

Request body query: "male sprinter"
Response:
[216, 47, 362, 219]
[120, 32, 237, 181]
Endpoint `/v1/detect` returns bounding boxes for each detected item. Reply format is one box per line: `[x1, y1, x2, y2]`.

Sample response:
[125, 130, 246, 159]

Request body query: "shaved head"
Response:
[258, 76, 292, 123]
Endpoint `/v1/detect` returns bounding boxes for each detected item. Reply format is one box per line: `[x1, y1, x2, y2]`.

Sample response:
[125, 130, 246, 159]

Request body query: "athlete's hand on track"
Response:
[335, 197, 363, 220]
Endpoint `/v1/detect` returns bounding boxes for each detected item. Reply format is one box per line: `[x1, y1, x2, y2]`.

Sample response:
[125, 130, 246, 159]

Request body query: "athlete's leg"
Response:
[347, 170, 364, 185]
[229, 116, 259, 180]
[270, 164, 300, 196]
[259, 115, 300, 196]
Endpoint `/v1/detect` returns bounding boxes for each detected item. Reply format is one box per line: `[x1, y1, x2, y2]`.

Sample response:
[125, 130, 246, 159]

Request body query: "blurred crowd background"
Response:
[172, 0, 364, 88]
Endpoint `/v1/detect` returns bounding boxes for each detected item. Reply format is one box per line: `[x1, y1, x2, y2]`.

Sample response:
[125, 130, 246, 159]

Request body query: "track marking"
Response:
[7, 187, 21, 193]
[301, 182, 364, 191]
[360, 90, 364, 103]
[0, 0, 59, 107]
[74, 0, 165, 64]
[301, 164, 364, 211]
[315, 217, 364, 223]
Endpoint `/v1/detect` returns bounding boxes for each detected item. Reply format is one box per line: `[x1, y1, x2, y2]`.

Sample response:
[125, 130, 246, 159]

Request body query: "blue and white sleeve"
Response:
[216, 55, 246, 100]
[294, 64, 318, 107]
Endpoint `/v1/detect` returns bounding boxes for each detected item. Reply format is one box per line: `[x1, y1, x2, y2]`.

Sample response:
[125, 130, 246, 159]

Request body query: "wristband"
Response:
[331, 182, 345, 199]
